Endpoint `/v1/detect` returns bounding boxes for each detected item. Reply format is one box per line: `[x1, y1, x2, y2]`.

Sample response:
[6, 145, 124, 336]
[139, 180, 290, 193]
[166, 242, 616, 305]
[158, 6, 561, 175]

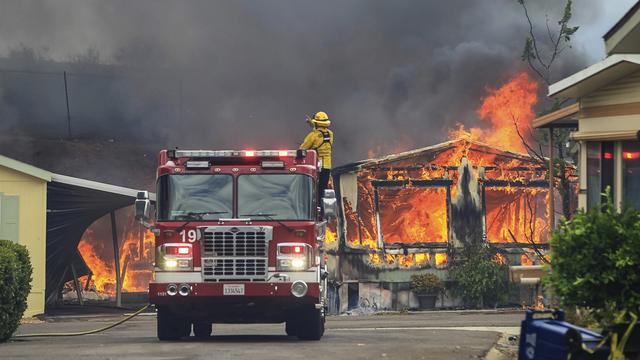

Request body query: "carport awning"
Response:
[45, 174, 155, 304]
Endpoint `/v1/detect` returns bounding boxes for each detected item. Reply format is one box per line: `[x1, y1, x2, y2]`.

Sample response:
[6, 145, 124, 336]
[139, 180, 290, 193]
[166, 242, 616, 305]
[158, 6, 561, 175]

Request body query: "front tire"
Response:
[157, 308, 190, 341]
[193, 322, 212, 339]
[297, 308, 325, 340]
[285, 320, 299, 336]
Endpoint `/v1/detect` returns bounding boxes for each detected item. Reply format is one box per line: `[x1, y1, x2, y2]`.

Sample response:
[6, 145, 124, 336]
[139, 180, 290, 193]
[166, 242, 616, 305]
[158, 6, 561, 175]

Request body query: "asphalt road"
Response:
[4, 310, 523, 360]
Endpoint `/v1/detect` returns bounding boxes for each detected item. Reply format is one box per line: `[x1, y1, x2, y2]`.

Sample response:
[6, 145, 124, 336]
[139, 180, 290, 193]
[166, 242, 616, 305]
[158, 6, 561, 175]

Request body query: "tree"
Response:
[516, 0, 580, 222]
[518, 0, 579, 86]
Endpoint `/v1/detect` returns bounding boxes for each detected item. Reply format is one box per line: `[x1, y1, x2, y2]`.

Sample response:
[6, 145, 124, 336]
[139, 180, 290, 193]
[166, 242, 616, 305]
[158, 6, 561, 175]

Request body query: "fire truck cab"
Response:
[135, 149, 336, 341]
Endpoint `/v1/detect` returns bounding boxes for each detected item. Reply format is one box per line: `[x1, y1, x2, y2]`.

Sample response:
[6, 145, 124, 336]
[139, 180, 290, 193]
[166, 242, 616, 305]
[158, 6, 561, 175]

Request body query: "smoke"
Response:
[0, 0, 627, 165]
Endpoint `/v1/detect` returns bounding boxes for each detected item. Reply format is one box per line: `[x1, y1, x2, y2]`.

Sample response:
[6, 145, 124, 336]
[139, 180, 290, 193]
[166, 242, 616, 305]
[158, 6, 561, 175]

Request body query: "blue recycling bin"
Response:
[518, 310, 609, 360]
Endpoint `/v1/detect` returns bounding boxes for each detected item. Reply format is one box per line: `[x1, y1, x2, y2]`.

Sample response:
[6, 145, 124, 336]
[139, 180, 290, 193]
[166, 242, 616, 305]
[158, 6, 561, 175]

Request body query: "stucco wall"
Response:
[0, 166, 47, 317]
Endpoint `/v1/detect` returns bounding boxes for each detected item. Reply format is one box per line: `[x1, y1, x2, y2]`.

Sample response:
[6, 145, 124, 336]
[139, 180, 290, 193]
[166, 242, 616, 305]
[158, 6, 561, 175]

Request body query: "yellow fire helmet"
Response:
[312, 111, 331, 127]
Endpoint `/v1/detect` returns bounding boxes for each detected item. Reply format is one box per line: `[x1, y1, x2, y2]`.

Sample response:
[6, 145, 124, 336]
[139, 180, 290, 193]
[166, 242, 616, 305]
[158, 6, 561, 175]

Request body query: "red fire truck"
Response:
[135, 149, 335, 341]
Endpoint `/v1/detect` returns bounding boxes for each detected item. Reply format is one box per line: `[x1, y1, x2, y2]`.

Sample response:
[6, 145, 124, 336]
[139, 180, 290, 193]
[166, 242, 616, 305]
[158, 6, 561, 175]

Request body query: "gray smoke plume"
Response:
[0, 0, 634, 166]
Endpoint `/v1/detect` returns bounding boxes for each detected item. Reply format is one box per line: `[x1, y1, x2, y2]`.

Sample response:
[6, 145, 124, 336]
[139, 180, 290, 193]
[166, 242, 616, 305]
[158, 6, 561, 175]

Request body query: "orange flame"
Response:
[367, 252, 433, 268]
[449, 72, 539, 153]
[435, 253, 448, 268]
[378, 187, 448, 244]
[77, 211, 155, 295]
[78, 230, 116, 294]
[485, 187, 549, 244]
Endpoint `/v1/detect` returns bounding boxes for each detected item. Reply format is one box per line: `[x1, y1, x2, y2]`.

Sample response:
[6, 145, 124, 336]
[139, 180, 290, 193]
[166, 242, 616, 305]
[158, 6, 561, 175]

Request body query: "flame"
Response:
[77, 211, 155, 295]
[120, 229, 155, 292]
[485, 187, 549, 244]
[78, 230, 116, 294]
[367, 252, 434, 268]
[520, 253, 535, 266]
[378, 186, 448, 244]
[414, 253, 431, 266]
[494, 252, 506, 264]
[449, 72, 539, 153]
[435, 253, 448, 268]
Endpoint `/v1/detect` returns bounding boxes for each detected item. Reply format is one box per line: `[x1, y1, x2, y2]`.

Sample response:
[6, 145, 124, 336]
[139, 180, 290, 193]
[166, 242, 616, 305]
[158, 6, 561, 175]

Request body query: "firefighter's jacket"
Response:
[300, 127, 334, 169]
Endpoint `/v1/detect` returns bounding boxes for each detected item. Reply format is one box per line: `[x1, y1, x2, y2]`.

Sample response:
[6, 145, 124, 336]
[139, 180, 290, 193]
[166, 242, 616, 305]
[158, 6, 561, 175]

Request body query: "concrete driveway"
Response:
[5, 310, 523, 360]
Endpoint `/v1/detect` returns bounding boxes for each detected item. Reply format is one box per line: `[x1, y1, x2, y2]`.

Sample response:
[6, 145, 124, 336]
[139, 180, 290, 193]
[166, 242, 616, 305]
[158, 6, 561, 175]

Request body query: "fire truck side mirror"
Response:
[322, 189, 338, 220]
[135, 191, 151, 222]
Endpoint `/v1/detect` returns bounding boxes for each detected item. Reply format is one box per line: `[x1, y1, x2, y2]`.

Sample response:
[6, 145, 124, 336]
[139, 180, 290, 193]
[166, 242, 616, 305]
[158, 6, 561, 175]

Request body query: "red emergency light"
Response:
[165, 245, 192, 256]
[279, 244, 305, 254]
[603, 152, 614, 160]
[623, 151, 640, 160]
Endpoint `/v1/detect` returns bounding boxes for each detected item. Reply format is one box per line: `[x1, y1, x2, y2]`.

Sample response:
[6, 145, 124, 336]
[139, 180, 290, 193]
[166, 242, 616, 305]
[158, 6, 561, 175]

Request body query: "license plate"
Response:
[223, 284, 245, 296]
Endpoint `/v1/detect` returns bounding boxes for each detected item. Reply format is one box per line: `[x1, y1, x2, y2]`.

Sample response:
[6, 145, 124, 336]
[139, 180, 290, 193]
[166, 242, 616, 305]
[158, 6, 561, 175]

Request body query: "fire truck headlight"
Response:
[157, 243, 193, 271]
[291, 281, 308, 298]
[291, 258, 306, 269]
[276, 243, 313, 271]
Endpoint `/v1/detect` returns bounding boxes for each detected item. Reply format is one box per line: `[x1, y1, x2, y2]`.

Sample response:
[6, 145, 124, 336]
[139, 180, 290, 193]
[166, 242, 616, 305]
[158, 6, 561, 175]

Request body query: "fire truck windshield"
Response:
[238, 174, 314, 220]
[157, 174, 233, 221]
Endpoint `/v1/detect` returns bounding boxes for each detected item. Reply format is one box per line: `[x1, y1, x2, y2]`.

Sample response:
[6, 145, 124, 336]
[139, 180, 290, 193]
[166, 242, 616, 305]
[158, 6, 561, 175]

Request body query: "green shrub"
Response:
[410, 273, 444, 295]
[544, 194, 640, 324]
[448, 245, 510, 309]
[0, 240, 33, 341]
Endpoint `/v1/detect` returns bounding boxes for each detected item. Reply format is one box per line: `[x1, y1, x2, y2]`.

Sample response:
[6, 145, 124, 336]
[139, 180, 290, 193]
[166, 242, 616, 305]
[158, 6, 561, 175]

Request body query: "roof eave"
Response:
[50, 173, 156, 201]
[548, 54, 640, 99]
[332, 138, 537, 175]
[0, 154, 52, 182]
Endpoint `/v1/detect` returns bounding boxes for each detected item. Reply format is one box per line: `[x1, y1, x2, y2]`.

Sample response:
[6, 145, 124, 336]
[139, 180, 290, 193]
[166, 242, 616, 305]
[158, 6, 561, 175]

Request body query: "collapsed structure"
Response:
[325, 138, 577, 312]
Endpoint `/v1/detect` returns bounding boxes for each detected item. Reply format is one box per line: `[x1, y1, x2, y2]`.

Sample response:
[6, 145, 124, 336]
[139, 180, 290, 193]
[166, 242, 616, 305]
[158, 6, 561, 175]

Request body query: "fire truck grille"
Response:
[202, 258, 268, 278]
[205, 231, 268, 257]
[200, 226, 272, 281]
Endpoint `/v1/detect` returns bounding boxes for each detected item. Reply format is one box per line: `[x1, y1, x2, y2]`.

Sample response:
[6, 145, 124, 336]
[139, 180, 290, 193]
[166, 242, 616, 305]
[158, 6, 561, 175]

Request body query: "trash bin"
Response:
[518, 309, 609, 360]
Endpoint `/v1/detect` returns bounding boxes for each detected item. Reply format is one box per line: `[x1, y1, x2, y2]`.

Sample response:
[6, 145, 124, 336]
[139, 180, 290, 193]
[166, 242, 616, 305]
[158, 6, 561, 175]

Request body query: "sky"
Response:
[0, 0, 637, 164]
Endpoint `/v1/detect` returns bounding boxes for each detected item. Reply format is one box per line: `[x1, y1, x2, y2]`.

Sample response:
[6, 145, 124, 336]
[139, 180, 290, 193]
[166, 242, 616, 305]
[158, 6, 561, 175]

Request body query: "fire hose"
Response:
[12, 304, 150, 338]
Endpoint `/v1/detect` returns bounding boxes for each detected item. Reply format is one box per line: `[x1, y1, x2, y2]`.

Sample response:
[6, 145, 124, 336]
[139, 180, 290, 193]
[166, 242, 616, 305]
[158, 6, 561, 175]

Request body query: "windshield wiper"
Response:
[240, 213, 296, 233]
[185, 211, 228, 220]
[176, 211, 228, 232]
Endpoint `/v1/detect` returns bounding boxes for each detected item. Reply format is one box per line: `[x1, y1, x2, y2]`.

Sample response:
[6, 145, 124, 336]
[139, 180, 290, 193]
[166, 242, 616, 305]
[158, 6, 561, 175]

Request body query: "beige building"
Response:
[0, 155, 51, 317]
[534, 2, 640, 211]
[0, 154, 147, 316]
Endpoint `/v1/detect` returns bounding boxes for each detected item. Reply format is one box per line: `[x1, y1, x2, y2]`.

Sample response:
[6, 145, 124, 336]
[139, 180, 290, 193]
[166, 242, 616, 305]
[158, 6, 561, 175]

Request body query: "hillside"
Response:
[0, 134, 158, 191]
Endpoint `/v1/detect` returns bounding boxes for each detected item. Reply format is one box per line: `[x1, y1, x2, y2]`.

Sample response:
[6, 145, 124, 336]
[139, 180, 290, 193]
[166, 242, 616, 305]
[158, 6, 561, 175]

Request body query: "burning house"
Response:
[325, 72, 578, 312]
[325, 138, 576, 312]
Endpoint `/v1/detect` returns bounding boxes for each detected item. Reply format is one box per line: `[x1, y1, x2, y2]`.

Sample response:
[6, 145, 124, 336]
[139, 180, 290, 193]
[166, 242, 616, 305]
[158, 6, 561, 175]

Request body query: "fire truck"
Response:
[135, 149, 336, 341]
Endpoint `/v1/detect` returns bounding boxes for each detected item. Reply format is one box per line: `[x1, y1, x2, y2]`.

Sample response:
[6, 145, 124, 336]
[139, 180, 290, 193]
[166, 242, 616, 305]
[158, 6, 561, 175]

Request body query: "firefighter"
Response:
[300, 111, 334, 201]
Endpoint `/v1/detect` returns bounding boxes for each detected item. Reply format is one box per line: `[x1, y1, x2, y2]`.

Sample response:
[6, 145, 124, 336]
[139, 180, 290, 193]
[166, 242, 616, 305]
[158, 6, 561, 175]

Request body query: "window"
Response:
[586, 141, 614, 210]
[0, 193, 19, 243]
[622, 141, 640, 210]
[485, 187, 549, 244]
[238, 174, 314, 220]
[377, 186, 448, 244]
[157, 175, 233, 221]
[344, 181, 379, 248]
